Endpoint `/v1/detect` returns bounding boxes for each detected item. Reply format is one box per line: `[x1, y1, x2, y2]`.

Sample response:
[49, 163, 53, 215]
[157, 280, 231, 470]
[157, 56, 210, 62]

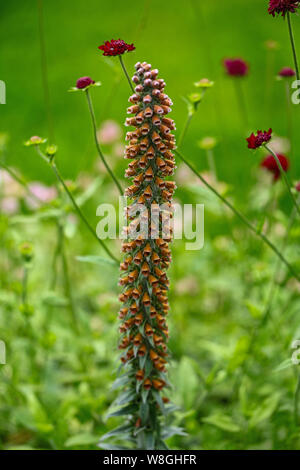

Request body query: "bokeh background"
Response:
[1, 0, 300, 450]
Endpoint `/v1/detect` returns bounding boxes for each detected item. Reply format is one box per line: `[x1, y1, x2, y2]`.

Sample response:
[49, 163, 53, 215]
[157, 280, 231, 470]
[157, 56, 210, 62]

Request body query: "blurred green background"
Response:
[1, 0, 300, 196]
[1, 0, 300, 451]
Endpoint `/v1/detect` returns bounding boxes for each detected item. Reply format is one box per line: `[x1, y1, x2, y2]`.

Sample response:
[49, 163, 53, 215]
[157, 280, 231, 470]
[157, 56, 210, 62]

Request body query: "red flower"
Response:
[295, 181, 300, 192]
[247, 129, 272, 149]
[261, 154, 289, 181]
[98, 39, 135, 56]
[76, 76, 95, 89]
[268, 0, 299, 17]
[224, 58, 248, 77]
[278, 67, 296, 77]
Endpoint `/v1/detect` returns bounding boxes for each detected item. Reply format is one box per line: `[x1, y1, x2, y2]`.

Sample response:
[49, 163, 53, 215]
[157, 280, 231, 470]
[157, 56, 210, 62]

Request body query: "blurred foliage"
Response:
[1, 0, 300, 451]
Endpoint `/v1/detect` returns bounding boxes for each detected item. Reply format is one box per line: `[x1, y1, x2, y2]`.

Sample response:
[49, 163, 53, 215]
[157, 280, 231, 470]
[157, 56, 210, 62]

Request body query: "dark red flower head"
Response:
[295, 181, 300, 192]
[247, 128, 272, 149]
[98, 39, 135, 56]
[76, 76, 95, 89]
[278, 66, 296, 77]
[268, 0, 299, 17]
[224, 58, 248, 77]
[261, 154, 289, 181]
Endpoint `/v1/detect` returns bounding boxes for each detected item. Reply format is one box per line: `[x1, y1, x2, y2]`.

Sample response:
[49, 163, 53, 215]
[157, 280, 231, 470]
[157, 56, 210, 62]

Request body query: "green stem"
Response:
[233, 79, 248, 128]
[60, 228, 79, 333]
[287, 12, 300, 86]
[85, 89, 123, 195]
[247, 204, 297, 354]
[294, 372, 300, 425]
[0, 161, 42, 204]
[285, 81, 293, 148]
[22, 266, 28, 306]
[118, 55, 135, 93]
[50, 220, 64, 290]
[35, 147, 119, 264]
[265, 144, 300, 217]
[37, 0, 55, 142]
[178, 113, 193, 148]
[175, 149, 300, 281]
[206, 148, 218, 181]
[51, 162, 119, 264]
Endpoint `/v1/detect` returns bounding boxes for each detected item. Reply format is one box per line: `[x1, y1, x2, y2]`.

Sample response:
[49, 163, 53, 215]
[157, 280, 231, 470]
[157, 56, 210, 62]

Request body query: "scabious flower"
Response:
[247, 129, 273, 149]
[116, 62, 176, 447]
[76, 76, 95, 89]
[260, 154, 289, 181]
[224, 58, 248, 77]
[278, 67, 296, 77]
[98, 39, 135, 56]
[268, 0, 299, 17]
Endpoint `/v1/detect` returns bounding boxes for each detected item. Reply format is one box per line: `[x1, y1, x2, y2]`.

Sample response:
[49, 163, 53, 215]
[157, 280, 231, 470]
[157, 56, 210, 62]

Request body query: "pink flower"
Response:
[278, 67, 296, 77]
[98, 39, 135, 57]
[0, 197, 19, 214]
[247, 129, 273, 149]
[224, 58, 248, 77]
[98, 120, 122, 144]
[268, 0, 299, 17]
[76, 76, 95, 89]
[26, 182, 57, 209]
[260, 154, 289, 181]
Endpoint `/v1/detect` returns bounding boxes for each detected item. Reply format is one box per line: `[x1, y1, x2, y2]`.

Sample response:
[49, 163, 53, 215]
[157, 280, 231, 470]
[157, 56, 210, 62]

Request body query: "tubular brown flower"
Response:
[115, 61, 177, 448]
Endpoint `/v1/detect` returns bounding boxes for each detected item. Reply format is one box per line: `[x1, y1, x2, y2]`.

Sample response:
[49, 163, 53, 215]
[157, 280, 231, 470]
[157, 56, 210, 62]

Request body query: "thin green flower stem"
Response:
[206, 149, 218, 181]
[233, 79, 248, 128]
[35, 147, 119, 264]
[37, 0, 55, 143]
[85, 89, 123, 195]
[287, 12, 300, 86]
[294, 373, 300, 425]
[247, 204, 297, 355]
[22, 266, 29, 306]
[60, 227, 79, 334]
[50, 220, 64, 290]
[0, 161, 41, 203]
[175, 149, 300, 281]
[178, 113, 193, 149]
[118, 55, 135, 94]
[285, 81, 293, 148]
[265, 144, 300, 218]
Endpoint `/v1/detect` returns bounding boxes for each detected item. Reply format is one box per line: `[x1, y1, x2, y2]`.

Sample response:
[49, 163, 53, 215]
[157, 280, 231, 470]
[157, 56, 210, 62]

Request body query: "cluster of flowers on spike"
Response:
[118, 62, 176, 425]
[268, 0, 299, 17]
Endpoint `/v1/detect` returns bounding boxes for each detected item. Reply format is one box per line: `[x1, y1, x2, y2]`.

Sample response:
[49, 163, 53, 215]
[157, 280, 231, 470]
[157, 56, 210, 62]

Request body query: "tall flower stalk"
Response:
[102, 62, 177, 450]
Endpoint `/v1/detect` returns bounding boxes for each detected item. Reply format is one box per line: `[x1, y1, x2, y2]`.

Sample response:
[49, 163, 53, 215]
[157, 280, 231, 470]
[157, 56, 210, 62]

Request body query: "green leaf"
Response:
[101, 424, 132, 441]
[64, 433, 99, 447]
[274, 358, 294, 372]
[202, 414, 241, 433]
[162, 426, 188, 439]
[153, 390, 166, 415]
[249, 393, 281, 428]
[107, 404, 136, 418]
